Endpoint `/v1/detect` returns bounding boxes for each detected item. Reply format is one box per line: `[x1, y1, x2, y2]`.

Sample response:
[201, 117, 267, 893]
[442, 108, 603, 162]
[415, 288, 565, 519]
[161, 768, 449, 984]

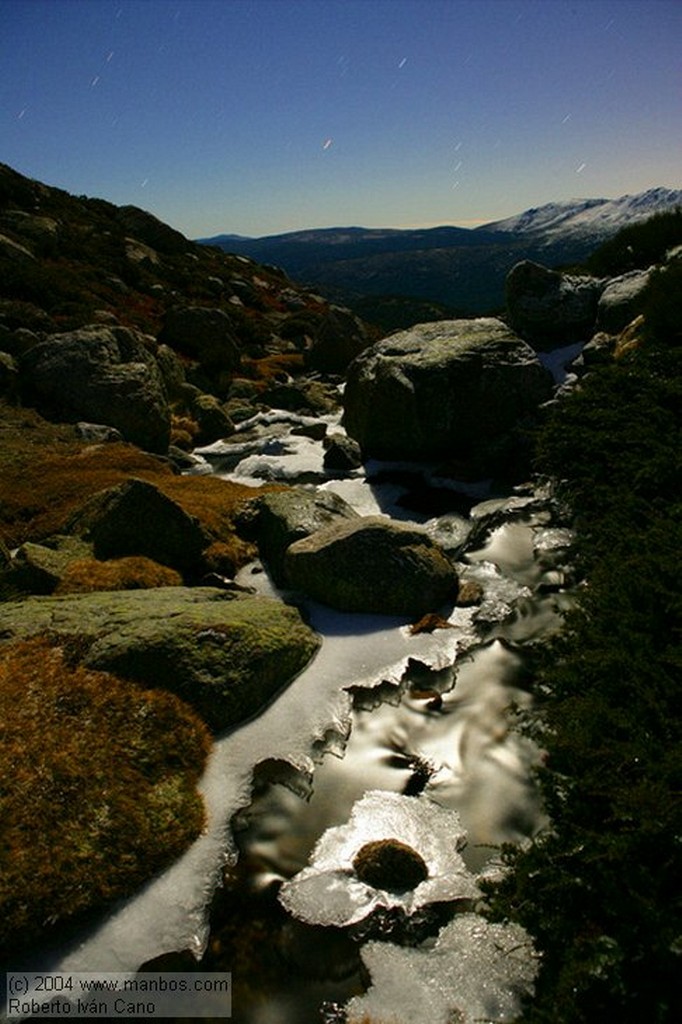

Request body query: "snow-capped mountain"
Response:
[199, 186, 682, 322]
[479, 187, 682, 243]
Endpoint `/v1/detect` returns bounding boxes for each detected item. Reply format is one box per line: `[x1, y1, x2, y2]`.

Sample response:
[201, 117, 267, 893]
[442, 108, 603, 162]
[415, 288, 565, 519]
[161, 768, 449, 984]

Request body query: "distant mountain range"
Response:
[198, 188, 682, 323]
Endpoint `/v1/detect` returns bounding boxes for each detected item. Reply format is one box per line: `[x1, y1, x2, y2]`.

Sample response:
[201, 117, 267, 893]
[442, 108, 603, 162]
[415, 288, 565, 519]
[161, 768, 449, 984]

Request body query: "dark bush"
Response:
[586, 207, 682, 277]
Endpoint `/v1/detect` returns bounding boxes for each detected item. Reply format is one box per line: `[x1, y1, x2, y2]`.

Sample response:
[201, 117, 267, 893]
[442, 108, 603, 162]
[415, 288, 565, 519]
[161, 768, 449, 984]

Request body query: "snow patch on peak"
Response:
[482, 188, 682, 243]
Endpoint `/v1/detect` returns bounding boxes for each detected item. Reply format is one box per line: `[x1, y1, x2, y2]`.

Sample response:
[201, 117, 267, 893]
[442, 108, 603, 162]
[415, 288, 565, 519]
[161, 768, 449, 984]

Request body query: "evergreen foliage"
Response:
[585, 207, 682, 276]
[488, 275, 682, 1021]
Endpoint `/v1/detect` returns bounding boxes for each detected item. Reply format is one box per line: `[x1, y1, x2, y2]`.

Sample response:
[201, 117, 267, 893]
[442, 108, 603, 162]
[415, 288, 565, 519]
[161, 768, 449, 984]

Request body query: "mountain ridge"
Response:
[199, 187, 682, 249]
[198, 187, 682, 319]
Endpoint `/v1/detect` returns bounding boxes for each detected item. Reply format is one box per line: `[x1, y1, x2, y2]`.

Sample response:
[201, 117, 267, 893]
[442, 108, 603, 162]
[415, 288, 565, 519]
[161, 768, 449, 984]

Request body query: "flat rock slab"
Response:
[0, 587, 319, 732]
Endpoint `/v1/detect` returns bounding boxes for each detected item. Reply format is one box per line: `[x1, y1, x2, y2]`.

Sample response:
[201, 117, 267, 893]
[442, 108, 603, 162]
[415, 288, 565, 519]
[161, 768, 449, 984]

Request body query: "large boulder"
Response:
[189, 392, 235, 446]
[305, 306, 372, 374]
[342, 318, 553, 464]
[596, 268, 653, 334]
[284, 516, 459, 616]
[18, 324, 171, 453]
[240, 487, 360, 586]
[158, 306, 241, 371]
[66, 478, 211, 576]
[0, 588, 320, 732]
[506, 261, 604, 347]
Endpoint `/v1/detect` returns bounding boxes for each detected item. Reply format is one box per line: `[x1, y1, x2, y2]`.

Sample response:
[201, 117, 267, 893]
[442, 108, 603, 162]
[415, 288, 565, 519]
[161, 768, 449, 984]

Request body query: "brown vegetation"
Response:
[0, 637, 211, 955]
[55, 555, 182, 594]
[0, 400, 273, 572]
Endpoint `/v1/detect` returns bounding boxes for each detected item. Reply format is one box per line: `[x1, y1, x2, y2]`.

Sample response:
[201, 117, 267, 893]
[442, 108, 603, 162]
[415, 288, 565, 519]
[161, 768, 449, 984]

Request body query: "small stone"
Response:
[409, 612, 455, 635]
[456, 580, 484, 607]
[353, 839, 429, 893]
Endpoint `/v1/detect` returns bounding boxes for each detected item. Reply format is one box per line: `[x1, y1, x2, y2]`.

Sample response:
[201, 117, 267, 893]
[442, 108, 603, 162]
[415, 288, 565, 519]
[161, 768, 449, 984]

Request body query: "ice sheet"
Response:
[345, 913, 539, 1024]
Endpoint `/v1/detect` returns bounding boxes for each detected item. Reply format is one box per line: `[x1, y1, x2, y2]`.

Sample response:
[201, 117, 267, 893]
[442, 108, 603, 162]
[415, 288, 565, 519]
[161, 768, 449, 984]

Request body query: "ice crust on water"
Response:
[345, 913, 539, 1024]
[278, 791, 480, 927]
[196, 409, 354, 485]
[10, 570, 476, 979]
[8, 407, 554, 1017]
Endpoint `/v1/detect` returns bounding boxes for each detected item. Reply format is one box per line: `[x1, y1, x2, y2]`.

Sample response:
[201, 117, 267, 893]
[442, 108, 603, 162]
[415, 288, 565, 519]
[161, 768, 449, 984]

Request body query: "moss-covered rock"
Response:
[18, 324, 171, 453]
[342, 318, 553, 466]
[353, 839, 429, 892]
[284, 516, 459, 616]
[0, 587, 320, 732]
[241, 487, 359, 586]
[0, 637, 211, 957]
[7, 535, 93, 594]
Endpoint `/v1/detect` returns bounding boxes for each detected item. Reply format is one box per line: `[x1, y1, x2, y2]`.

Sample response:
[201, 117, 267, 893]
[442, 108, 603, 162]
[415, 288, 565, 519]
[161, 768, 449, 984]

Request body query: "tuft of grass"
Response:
[55, 555, 182, 594]
[170, 413, 200, 450]
[241, 353, 305, 382]
[0, 637, 212, 955]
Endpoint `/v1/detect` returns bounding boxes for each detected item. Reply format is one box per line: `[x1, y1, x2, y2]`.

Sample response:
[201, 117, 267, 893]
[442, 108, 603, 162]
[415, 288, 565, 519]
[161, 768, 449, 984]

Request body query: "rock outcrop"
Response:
[8, 536, 93, 595]
[505, 260, 604, 347]
[18, 325, 171, 453]
[304, 306, 372, 374]
[0, 588, 320, 732]
[342, 318, 553, 465]
[158, 306, 241, 372]
[284, 516, 459, 616]
[595, 268, 653, 334]
[65, 478, 211, 577]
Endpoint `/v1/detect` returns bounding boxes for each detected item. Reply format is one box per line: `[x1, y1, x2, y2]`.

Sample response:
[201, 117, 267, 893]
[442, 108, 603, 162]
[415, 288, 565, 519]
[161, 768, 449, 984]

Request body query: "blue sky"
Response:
[1, 0, 680, 237]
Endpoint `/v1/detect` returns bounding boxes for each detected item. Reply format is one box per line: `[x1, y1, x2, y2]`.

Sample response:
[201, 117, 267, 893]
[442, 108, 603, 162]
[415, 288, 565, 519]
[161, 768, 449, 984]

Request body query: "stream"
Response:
[2, 393, 577, 1024]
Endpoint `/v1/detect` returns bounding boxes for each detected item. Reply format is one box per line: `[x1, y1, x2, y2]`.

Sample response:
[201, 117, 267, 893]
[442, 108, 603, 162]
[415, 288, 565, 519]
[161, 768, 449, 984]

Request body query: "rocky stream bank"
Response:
[2, 161, 679, 1022]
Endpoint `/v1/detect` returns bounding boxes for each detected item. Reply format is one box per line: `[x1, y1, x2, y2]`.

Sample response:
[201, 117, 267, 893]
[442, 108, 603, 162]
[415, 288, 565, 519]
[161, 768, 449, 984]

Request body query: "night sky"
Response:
[2, 0, 680, 237]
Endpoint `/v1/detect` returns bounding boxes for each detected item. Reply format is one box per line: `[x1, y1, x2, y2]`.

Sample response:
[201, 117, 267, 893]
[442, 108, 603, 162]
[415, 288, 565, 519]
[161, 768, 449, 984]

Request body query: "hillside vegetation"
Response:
[490, 215, 682, 1022]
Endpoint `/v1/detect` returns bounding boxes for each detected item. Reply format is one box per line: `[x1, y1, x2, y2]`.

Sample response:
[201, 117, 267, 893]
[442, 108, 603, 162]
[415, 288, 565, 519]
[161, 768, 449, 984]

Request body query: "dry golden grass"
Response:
[170, 413, 200, 450]
[0, 404, 278, 572]
[241, 352, 305, 382]
[0, 637, 211, 955]
[55, 555, 182, 594]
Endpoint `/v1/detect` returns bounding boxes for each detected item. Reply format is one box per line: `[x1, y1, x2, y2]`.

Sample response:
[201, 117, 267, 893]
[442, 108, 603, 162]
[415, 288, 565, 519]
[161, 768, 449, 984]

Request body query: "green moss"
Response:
[0, 637, 211, 956]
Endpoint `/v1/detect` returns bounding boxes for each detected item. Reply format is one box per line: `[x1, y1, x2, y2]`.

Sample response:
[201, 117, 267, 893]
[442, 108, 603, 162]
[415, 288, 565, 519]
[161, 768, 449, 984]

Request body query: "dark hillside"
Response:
[489, 244, 682, 1022]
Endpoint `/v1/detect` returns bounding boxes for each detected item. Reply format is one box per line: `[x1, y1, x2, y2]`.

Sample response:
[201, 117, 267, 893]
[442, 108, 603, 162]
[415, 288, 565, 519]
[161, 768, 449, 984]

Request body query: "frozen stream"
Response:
[2, 407, 575, 1024]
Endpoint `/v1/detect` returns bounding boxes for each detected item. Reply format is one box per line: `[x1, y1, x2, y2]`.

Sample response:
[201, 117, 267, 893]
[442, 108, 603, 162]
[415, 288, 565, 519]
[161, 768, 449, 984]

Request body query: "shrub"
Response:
[487, 319, 682, 1021]
[585, 207, 682, 277]
[0, 638, 211, 955]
